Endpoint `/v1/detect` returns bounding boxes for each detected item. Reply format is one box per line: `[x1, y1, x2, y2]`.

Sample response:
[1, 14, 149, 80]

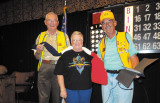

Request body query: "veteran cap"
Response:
[100, 11, 115, 23]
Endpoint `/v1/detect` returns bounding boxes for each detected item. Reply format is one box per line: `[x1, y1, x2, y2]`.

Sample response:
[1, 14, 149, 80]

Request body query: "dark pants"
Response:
[38, 63, 61, 103]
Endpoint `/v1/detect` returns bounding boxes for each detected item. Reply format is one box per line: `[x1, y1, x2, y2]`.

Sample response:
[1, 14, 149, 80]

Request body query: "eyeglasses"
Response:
[102, 19, 114, 25]
[72, 39, 83, 42]
[46, 19, 58, 23]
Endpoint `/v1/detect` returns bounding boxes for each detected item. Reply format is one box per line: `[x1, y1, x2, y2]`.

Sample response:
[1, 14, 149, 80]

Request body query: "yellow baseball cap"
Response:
[100, 11, 115, 23]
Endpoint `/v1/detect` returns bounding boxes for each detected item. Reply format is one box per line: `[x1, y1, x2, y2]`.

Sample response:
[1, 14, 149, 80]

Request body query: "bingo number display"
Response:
[128, 2, 160, 53]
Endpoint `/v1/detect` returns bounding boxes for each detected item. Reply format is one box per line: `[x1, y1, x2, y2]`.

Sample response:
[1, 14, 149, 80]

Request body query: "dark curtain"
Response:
[133, 54, 160, 103]
[67, 11, 89, 47]
[0, 19, 46, 73]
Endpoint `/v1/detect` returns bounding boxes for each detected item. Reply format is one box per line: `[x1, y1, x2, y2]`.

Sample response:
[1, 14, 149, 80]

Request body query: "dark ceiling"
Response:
[0, 0, 11, 4]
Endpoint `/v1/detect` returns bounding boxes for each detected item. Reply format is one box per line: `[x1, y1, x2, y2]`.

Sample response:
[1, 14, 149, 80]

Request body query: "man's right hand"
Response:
[36, 44, 44, 53]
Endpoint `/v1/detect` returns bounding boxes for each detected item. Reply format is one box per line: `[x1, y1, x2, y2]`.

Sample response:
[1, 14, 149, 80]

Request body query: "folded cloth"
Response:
[82, 47, 108, 85]
[42, 42, 61, 56]
[91, 52, 108, 85]
[32, 42, 73, 56]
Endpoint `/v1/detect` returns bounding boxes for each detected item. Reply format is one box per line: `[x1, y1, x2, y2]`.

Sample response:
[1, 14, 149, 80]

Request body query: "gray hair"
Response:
[45, 12, 58, 21]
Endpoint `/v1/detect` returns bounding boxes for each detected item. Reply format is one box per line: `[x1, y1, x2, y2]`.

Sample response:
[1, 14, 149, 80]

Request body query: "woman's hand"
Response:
[60, 89, 67, 98]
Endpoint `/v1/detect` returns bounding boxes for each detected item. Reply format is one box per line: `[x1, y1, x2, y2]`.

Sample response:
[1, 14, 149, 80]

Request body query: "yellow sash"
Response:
[100, 37, 106, 62]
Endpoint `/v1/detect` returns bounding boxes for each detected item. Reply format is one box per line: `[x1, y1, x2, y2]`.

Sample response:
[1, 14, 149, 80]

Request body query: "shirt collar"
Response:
[46, 30, 59, 36]
[106, 30, 117, 41]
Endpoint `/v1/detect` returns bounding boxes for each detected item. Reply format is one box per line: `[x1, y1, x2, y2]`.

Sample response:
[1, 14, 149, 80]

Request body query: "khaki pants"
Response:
[38, 63, 61, 103]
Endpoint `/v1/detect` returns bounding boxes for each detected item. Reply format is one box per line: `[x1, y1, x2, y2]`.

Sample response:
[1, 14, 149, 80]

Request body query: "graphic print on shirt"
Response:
[68, 55, 90, 74]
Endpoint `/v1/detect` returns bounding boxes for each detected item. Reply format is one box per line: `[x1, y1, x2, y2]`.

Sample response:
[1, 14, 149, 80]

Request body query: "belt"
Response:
[106, 70, 122, 74]
[42, 60, 57, 64]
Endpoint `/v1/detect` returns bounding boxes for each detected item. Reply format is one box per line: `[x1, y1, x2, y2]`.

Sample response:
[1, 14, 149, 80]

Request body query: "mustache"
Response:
[105, 26, 111, 29]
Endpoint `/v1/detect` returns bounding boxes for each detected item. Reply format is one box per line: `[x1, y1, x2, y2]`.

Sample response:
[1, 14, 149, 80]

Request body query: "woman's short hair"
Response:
[71, 31, 83, 41]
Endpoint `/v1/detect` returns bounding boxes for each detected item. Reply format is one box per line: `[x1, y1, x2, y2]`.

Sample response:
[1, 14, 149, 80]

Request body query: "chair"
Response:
[12, 71, 35, 103]
[0, 65, 8, 75]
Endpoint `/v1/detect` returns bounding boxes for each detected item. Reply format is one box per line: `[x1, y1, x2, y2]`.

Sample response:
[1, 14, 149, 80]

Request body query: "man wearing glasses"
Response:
[34, 12, 70, 103]
[97, 11, 139, 103]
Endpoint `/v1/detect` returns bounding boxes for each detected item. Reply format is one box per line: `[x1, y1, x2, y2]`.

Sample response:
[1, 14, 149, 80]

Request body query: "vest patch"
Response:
[103, 48, 105, 52]
[58, 43, 62, 46]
